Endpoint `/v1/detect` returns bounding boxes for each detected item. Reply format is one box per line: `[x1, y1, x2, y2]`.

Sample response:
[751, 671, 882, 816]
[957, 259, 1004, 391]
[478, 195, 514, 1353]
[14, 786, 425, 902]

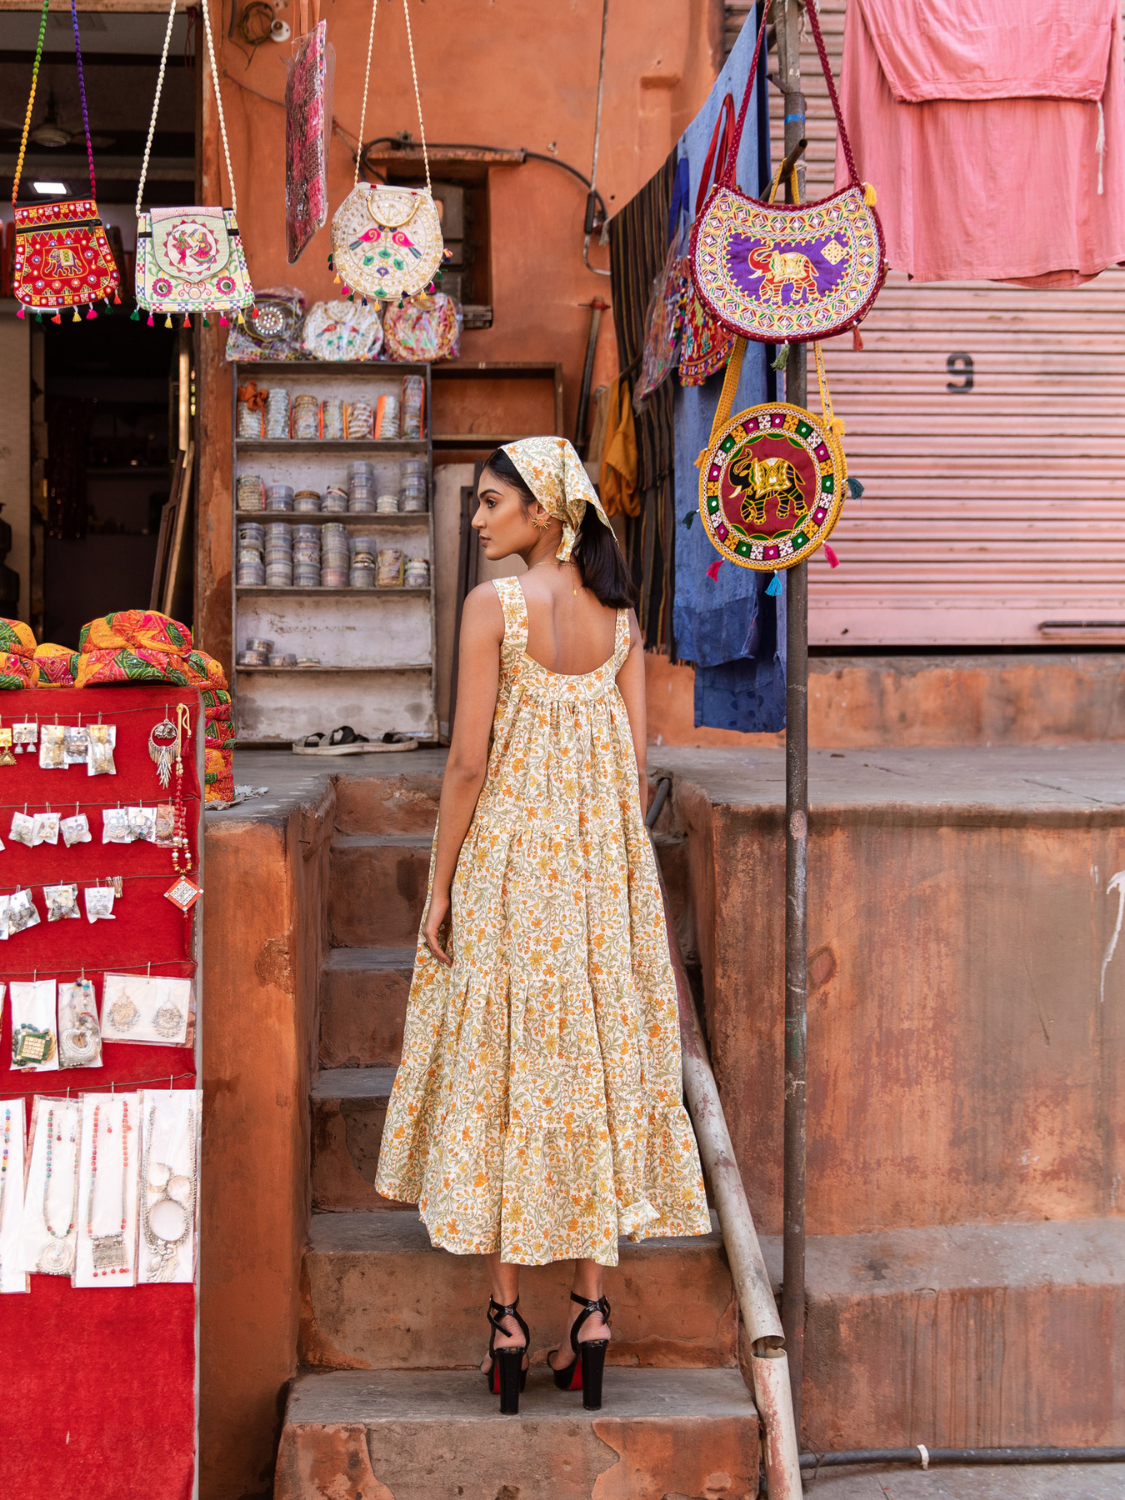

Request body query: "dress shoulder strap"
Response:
[492, 575, 528, 663]
[612, 608, 631, 672]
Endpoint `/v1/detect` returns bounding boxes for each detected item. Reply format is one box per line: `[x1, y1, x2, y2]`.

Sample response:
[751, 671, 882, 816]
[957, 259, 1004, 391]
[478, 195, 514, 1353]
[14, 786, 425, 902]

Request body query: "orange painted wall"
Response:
[196, 0, 723, 670]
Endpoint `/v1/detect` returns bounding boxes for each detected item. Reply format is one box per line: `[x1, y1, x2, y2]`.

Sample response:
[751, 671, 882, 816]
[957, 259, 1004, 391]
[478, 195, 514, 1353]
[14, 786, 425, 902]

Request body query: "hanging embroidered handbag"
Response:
[134, 0, 254, 326]
[691, 3, 885, 346]
[11, 0, 120, 320]
[329, 0, 444, 305]
[286, 0, 333, 265]
[678, 94, 736, 386]
[698, 338, 848, 572]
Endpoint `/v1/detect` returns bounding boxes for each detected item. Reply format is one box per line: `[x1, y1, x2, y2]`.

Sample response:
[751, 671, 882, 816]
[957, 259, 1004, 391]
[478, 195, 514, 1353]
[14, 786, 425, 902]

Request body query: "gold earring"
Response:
[532, 512, 550, 531]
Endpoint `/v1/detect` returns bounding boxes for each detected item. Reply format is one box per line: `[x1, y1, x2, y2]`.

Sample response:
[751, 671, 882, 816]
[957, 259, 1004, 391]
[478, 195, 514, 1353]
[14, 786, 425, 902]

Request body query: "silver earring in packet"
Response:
[153, 804, 176, 847]
[87, 724, 117, 776]
[9, 811, 34, 847]
[58, 980, 102, 1069]
[61, 812, 92, 847]
[8, 888, 41, 935]
[84, 886, 116, 924]
[12, 720, 38, 755]
[101, 808, 132, 844]
[44, 883, 80, 922]
[63, 725, 89, 766]
[39, 724, 65, 769]
[127, 806, 157, 843]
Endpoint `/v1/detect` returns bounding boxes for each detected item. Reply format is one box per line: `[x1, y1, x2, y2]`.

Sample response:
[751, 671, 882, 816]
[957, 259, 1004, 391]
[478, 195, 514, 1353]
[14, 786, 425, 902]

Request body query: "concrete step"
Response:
[328, 834, 433, 949]
[333, 773, 441, 837]
[274, 1367, 760, 1500]
[311, 1067, 404, 1212]
[319, 948, 415, 1070]
[299, 1210, 738, 1372]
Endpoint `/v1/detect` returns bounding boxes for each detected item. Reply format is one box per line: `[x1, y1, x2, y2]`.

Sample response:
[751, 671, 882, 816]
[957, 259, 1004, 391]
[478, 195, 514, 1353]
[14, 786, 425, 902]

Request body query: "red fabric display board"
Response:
[0, 685, 201, 1500]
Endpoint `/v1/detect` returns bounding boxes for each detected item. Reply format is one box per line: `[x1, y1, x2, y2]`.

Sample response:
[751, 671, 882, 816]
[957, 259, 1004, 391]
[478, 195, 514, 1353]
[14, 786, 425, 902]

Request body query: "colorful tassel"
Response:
[327, 253, 333, 268]
[863, 182, 877, 206]
[34, 311, 42, 323]
[130, 309, 140, 321]
[16, 306, 24, 320]
[852, 325, 864, 351]
[823, 543, 840, 568]
[220, 314, 229, 326]
[846, 476, 865, 499]
[72, 308, 82, 322]
[113, 290, 121, 304]
[164, 315, 173, 328]
[333, 274, 341, 285]
[766, 571, 782, 596]
[682, 510, 695, 530]
[706, 559, 723, 582]
[203, 316, 210, 328]
[183, 314, 191, 328]
[87, 307, 97, 319]
[147, 313, 155, 327]
[829, 415, 846, 438]
[435, 270, 443, 282]
[52, 312, 62, 324]
[771, 343, 790, 372]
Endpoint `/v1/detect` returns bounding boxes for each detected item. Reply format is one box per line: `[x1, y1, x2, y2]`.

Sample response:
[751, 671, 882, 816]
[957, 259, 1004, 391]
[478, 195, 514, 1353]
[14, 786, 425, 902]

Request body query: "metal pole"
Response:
[775, 0, 808, 1447]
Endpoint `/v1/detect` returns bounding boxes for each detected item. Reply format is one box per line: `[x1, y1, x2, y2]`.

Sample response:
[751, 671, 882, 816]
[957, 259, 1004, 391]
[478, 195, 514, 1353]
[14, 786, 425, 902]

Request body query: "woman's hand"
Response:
[423, 888, 454, 966]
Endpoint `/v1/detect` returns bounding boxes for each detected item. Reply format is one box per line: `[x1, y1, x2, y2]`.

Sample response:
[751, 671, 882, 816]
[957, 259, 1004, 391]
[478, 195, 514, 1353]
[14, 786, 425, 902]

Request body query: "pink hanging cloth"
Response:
[834, 0, 1125, 286]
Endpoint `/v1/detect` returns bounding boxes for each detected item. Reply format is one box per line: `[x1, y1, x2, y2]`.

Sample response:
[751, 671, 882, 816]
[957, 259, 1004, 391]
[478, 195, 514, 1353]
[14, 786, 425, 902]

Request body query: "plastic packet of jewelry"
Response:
[102, 973, 191, 1046]
[12, 721, 38, 754]
[84, 886, 116, 924]
[153, 804, 176, 846]
[0, 1087, 30, 1293]
[9, 811, 34, 847]
[0, 727, 14, 767]
[127, 806, 157, 843]
[111, 875, 124, 899]
[58, 980, 102, 1070]
[64, 725, 90, 766]
[138, 1088, 200, 1284]
[39, 724, 66, 770]
[101, 807, 132, 844]
[17, 1095, 81, 1277]
[10, 980, 58, 1071]
[44, 883, 80, 922]
[61, 812, 92, 846]
[0, 895, 9, 941]
[8, 888, 41, 936]
[87, 724, 117, 776]
[75, 1090, 141, 1288]
[31, 811, 60, 846]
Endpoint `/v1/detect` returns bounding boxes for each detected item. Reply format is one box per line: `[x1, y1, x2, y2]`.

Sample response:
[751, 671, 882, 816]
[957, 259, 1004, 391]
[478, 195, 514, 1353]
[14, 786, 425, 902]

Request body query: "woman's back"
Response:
[518, 566, 619, 677]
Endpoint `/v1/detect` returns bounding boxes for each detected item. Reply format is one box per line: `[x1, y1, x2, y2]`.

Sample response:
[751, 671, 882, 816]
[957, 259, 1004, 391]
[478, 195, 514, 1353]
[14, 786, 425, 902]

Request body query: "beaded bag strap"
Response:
[137, 0, 238, 216]
[353, 0, 431, 194]
[12, 0, 99, 206]
[722, 1, 861, 192]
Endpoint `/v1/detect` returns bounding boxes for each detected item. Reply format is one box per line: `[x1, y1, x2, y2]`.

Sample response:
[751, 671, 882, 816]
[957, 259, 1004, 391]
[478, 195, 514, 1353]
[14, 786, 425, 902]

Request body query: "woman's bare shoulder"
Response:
[461, 580, 506, 638]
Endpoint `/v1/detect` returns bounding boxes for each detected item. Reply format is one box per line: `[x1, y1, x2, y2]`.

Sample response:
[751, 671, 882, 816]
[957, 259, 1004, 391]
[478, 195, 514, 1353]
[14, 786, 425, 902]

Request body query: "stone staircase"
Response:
[275, 778, 762, 1500]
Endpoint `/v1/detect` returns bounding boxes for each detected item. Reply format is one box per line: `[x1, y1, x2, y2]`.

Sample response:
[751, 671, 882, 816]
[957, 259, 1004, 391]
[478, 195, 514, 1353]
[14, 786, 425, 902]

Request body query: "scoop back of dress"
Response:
[374, 576, 710, 1267]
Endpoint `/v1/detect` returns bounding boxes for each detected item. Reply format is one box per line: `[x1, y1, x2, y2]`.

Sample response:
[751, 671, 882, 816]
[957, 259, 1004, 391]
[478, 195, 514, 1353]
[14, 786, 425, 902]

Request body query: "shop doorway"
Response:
[1, 7, 198, 642]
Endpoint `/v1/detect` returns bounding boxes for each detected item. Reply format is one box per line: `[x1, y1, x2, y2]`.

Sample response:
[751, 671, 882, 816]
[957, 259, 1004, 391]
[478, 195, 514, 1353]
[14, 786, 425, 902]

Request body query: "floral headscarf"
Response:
[501, 436, 615, 562]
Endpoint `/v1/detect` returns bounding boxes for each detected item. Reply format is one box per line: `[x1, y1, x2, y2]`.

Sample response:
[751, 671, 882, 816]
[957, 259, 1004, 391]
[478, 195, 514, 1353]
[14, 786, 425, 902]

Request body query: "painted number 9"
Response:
[946, 353, 974, 391]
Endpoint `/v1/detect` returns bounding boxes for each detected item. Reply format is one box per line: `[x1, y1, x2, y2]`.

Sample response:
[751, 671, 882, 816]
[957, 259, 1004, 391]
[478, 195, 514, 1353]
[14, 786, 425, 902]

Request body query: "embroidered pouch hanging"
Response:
[329, 0, 444, 305]
[633, 220, 691, 406]
[678, 93, 736, 386]
[691, 3, 886, 346]
[134, 0, 253, 324]
[11, 0, 120, 319]
[286, 0, 333, 264]
[698, 339, 848, 572]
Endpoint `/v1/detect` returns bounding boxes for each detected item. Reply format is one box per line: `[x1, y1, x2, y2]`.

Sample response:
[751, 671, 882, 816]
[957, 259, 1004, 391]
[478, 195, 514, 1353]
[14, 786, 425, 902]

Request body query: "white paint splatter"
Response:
[1101, 870, 1125, 1005]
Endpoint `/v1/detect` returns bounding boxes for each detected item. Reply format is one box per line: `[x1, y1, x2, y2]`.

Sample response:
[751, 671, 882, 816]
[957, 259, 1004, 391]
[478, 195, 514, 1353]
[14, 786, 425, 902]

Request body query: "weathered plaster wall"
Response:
[201, 785, 334, 1500]
[196, 0, 723, 672]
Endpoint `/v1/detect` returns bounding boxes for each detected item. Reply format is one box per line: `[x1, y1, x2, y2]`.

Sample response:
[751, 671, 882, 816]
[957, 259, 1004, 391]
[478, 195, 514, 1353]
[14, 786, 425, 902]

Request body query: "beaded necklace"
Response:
[40, 1105, 78, 1273]
[87, 1099, 130, 1276]
[140, 1103, 196, 1282]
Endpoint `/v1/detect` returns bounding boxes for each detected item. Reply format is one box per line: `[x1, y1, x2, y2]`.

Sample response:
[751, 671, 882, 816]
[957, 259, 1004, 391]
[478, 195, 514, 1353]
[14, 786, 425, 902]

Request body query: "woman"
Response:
[375, 437, 710, 1415]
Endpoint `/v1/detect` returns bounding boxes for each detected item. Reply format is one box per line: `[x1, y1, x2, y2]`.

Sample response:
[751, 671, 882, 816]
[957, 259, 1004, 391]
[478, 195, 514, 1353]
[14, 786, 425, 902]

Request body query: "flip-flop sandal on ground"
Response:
[292, 726, 420, 756]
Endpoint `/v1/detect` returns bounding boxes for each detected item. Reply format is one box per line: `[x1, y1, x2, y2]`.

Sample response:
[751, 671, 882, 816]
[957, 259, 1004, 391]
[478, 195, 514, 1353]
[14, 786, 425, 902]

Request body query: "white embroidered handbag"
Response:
[328, 0, 444, 306]
[133, 0, 254, 326]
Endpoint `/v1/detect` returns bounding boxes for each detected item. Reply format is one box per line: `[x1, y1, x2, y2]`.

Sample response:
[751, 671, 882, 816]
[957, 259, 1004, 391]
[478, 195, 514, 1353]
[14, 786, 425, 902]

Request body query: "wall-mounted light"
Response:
[33, 181, 67, 195]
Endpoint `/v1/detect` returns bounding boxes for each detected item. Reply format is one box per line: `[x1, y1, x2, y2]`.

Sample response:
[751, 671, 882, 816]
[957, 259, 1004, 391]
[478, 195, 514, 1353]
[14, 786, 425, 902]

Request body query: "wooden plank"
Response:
[161, 440, 193, 619]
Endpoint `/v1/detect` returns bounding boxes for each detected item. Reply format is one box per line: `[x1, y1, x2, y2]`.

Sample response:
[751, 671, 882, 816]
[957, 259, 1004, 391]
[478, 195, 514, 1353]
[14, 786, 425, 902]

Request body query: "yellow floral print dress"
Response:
[374, 576, 710, 1266]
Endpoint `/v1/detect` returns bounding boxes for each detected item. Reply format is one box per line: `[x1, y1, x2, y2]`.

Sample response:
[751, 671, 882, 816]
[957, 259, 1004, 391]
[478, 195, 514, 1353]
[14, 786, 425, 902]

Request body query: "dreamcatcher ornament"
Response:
[327, 0, 447, 309]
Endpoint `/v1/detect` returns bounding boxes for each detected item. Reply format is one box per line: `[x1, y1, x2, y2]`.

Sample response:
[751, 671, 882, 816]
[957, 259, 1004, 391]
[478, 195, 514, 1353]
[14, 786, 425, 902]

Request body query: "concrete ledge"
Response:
[299, 1210, 738, 1371]
[274, 1368, 759, 1500]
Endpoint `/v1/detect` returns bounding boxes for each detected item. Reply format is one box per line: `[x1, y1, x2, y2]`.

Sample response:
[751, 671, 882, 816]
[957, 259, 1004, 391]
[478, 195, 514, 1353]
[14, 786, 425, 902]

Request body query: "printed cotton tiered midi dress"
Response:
[374, 576, 710, 1266]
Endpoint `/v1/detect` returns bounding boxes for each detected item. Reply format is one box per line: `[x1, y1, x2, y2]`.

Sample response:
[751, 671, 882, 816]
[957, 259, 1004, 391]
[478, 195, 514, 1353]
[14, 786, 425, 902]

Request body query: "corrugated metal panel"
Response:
[734, 0, 1125, 646]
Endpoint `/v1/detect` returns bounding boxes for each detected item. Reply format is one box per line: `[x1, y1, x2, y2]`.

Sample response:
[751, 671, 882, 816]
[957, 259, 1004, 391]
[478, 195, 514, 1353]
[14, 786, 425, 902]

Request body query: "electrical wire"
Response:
[583, 0, 612, 276]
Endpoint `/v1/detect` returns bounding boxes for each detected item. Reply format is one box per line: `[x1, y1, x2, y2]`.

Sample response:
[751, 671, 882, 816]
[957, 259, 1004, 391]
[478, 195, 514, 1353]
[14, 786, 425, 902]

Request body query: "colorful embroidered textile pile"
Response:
[0, 619, 38, 688]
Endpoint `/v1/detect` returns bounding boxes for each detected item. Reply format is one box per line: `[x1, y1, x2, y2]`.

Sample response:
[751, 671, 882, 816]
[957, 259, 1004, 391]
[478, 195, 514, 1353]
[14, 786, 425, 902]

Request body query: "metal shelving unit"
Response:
[231, 360, 436, 745]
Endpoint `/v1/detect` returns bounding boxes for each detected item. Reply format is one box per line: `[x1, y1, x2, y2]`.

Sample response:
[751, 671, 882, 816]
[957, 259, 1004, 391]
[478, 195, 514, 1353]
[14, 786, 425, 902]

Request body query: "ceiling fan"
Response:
[26, 89, 114, 150]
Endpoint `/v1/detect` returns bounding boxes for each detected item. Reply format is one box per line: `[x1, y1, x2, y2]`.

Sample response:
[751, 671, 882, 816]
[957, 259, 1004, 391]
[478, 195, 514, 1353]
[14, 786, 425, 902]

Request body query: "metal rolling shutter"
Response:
[738, 0, 1125, 647]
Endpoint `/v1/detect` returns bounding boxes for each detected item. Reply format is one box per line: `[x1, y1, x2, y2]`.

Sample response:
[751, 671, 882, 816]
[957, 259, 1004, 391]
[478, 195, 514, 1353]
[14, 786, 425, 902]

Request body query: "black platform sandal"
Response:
[483, 1297, 530, 1416]
[549, 1293, 611, 1410]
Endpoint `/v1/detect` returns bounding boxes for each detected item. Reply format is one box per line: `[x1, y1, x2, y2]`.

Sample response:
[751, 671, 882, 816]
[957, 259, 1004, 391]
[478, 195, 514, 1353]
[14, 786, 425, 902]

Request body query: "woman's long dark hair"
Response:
[482, 449, 637, 610]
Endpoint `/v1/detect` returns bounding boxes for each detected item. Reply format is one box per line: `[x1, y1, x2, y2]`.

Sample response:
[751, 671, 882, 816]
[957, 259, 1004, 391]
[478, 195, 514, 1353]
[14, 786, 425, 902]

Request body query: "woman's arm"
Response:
[614, 609, 649, 815]
[422, 582, 504, 965]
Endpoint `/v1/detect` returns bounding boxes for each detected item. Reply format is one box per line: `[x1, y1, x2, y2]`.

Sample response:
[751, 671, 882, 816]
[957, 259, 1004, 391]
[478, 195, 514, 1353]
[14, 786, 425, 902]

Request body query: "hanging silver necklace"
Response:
[87, 1099, 130, 1275]
[140, 1105, 196, 1282]
[39, 1105, 79, 1274]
